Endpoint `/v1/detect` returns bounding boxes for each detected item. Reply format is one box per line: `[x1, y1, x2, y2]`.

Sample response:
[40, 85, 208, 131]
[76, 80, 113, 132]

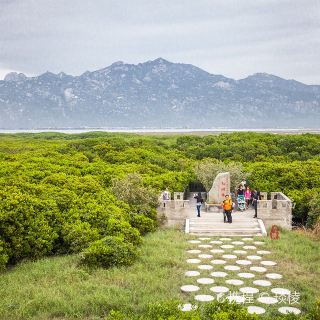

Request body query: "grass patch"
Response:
[0, 229, 189, 320]
[264, 228, 320, 312]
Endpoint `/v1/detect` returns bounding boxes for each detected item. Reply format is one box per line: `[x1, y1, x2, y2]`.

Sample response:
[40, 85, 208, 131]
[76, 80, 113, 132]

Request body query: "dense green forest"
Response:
[0, 132, 319, 271]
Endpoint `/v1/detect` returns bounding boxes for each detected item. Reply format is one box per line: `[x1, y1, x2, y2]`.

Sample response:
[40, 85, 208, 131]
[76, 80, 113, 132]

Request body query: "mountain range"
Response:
[0, 58, 319, 129]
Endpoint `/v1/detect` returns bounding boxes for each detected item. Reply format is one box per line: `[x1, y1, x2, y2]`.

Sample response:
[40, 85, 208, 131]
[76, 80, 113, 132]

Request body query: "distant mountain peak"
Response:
[4, 72, 27, 82]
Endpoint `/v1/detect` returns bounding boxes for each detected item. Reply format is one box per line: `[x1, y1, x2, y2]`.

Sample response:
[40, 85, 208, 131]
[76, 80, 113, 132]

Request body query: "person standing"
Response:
[222, 194, 233, 223]
[244, 186, 251, 209]
[194, 192, 203, 217]
[252, 189, 260, 218]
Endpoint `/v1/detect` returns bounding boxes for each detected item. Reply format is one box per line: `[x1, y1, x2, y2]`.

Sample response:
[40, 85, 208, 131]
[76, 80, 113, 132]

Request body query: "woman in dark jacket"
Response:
[194, 192, 203, 217]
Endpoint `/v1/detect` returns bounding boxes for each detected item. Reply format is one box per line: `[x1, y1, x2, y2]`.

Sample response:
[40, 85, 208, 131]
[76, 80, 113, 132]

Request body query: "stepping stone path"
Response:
[183, 236, 301, 315]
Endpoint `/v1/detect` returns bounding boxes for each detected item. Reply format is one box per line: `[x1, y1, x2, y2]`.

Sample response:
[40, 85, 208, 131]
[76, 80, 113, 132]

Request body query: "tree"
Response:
[195, 159, 248, 191]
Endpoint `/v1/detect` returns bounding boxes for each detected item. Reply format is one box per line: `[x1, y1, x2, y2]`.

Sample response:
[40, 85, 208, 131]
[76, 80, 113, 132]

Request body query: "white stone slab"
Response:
[198, 264, 213, 270]
[278, 307, 301, 315]
[188, 240, 201, 244]
[265, 273, 283, 280]
[211, 271, 228, 278]
[238, 272, 255, 279]
[210, 286, 230, 293]
[247, 255, 262, 260]
[185, 271, 200, 277]
[250, 266, 267, 273]
[187, 259, 201, 264]
[253, 280, 272, 287]
[187, 249, 202, 254]
[195, 294, 215, 302]
[257, 250, 271, 255]
[271, 288, 291, 295]
[261, 260, 277, 266]
[197, 277, 215, 285]
[240, 287, 259, 294]
[211, 259, 226, 265]
[198, 237, 211, 240]
[226, 279, 244, 286]
[179, 303, 194, 312]
[198, 254, 213, 259]
[243, 245, 257, 250]
[242, 237, 254, 241]
[253, 241, 264, 245]
[257, 296, 278, 304]
[221, 245, 234, 249]
[247, 306, 265, 314]
[227, 295, 246, 303]
[236, 259, 252, 265]
[219, 237, 232, 241]
[224, 265, 241, 271]
[233, 250, 247, 254]
[210, 240, 223, 244]
[222, 254, 237, 259]
[210, 249, 224, 253]
[181, 285, 200, 292]
[232, 241, 244, 245]
[199, 244, 213, 248]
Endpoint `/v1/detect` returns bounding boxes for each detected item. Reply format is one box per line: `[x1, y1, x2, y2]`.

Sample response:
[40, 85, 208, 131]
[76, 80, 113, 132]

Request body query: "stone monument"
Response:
[207, 172, 231, 204]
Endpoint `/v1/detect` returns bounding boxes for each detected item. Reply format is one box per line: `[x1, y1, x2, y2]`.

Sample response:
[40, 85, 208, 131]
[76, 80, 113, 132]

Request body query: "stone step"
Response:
[189, 222, 260, 226]
[189, 232, 263, 236]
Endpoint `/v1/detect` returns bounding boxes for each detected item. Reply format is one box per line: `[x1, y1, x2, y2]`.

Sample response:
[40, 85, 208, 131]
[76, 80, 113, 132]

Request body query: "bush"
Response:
[0, 240, 9, 271]
[61, 221, 100, 253]
[80, 236, 138, 269]
[130, 214, 157, 235]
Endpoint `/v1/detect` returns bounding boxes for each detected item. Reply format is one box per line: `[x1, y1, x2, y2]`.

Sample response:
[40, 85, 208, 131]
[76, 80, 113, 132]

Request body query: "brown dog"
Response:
[270, 225, 280, 240]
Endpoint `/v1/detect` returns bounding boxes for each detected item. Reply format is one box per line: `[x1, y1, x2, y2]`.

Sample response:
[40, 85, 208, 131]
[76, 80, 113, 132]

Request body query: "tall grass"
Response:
[0, 229, 189, 320]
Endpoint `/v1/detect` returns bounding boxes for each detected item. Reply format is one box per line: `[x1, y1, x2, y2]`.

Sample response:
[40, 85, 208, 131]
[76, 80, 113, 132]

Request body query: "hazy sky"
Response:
[0, 0, 319, 84]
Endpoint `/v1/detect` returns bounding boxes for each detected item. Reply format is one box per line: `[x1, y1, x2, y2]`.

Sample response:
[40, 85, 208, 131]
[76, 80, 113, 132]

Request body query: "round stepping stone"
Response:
[187, 259, 201, 264]
[253, 280, 272, 287]
[185, 271, 200, 277]
[211, 259, 226, 265]
[198, 264, 213, 270]
[247, 255, 262, 260]
[210, 249, 224, 253]
[219, 237, 232, 241]
[250, 266, 267, 273]
[220, 245, 234, 249]
[236, 259, 252, 265]
[257, 296, 278, 304]
[187, 249, 202, 254]
[222, 254, 237, 259]
[198, 237, 211, 240]
[224, 265, 240, 271]
[271, 288, 291, 295]
[266, 273, 283, 280]
[233, 250, 247, 254]
[188, 240, 201, 244]
[247, 306, 265, 314]
[195, 294, 214, 302]
[238, 272, 255, 279]
[210, 240, 223, 244]
[199, 244, 212, 248]
[261, 260, 277, 266]
[210, 286, 229, 293]
[179, 303, 197, 311]
[253, 241, 264, 245]
[227, 295, 245, 303]
[232, 241, 244, 245]
[243, 245, 256, 250]
[181, 285, 200, 292]
[211, 271, 228, 278]
[197, 278, 215, 285]
[226, 279, 244, 286]
[278, 307, 301, 315]
[240, 287, 259, 294]
[198, 254, 213, 259]
[257, 250, 271, 255]
[242, 237, 254, 241]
